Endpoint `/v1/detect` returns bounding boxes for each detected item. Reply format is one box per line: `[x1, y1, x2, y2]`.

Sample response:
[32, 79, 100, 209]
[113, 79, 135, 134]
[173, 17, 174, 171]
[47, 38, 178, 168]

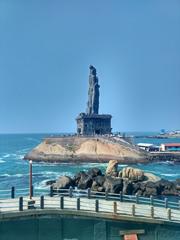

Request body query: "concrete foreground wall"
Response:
[0, 215, 180, 240]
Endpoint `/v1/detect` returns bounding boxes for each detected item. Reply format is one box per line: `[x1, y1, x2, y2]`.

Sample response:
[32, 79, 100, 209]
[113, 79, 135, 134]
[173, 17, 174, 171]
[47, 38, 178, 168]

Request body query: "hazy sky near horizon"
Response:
[0, 0, 180, 133]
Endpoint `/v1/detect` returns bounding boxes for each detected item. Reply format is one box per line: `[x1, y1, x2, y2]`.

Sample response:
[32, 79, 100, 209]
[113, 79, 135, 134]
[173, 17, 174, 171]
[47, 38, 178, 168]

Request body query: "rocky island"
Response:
[24, 135, 148, 163]
[25, 66, 149, 163]
[24, 66, 180, 163]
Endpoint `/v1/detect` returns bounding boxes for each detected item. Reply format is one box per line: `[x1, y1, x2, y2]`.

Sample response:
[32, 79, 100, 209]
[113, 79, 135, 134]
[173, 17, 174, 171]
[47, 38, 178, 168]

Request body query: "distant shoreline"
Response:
[134, 135, 180, 139]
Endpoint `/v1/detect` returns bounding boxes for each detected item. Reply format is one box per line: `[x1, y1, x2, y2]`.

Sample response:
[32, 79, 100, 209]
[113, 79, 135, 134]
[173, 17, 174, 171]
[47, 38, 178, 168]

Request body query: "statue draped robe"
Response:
[86, 66, 100, 115]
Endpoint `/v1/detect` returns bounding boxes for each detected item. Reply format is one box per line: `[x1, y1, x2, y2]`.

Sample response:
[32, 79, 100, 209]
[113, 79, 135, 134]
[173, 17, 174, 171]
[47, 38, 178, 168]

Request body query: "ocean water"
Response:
[0, 133, 180, 192]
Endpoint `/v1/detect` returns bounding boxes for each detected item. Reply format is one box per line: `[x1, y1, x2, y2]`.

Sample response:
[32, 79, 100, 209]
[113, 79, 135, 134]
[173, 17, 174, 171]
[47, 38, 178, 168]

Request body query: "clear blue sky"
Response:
[0, 0, 180, 133]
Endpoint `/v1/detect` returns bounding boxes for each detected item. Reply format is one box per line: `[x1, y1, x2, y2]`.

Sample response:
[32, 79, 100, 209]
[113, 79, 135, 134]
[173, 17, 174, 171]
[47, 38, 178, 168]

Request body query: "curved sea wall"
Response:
[0, 211, 180, 240]
[149, 152, 180, 163]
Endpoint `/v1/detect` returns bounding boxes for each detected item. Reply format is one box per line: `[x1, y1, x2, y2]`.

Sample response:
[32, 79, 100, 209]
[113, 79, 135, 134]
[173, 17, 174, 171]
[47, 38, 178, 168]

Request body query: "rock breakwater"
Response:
[49, 162, 180, 197]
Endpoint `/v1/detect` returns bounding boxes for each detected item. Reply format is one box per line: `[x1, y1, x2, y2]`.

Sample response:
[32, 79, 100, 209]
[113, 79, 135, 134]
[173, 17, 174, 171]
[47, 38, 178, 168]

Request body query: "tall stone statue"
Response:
[86, 65, 100, 115]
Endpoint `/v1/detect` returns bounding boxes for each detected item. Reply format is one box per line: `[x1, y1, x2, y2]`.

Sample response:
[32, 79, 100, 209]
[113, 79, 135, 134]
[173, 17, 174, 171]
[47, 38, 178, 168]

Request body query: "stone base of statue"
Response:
[76, 113, 112, 135]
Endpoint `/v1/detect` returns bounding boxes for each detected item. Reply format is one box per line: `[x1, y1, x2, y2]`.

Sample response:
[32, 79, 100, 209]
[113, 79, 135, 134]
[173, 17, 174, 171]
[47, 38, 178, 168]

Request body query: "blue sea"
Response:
[0, 133, 180, 192]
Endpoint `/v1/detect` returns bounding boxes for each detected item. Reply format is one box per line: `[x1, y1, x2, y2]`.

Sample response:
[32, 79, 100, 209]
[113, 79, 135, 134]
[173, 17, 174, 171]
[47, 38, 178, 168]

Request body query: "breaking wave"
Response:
[0, 174, 11, 177]
[161, 173, 180, 177]
[34, 179, 50, 190]
[2, 154, 11, 158]
[118, 164, 128, 168]
[41, 171, 73, 178]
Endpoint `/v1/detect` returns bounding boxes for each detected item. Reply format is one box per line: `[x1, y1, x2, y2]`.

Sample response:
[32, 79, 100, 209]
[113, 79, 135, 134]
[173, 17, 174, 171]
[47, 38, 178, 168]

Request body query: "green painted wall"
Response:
[0, 215, 180, 240]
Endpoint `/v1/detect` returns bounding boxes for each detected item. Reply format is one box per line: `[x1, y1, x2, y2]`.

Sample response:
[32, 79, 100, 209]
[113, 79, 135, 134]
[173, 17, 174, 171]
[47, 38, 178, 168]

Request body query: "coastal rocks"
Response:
[52, 176, 74, 189]
[156, 179, 178, 196]
[91, 175, 106, 192]
[77, 168, 103, 189]
[73, 171, 93, 189]
[143, 172, 161, 182]
[46, 180, 56, 186]
[106, 160, 119, 176]
[87, 168, 102, 178]
[131, 180, 178, 197]
[142, 182, 158, 197]
[174, 179, 180, 190]
[119, 167, 145, 181]
[106, 160, 118, 177]
[51, 164, 180, 198]
[73, 171, 85, 186]
[103, 176, 123, 194]
[132, 181, 158, 197]
[77, 172, 93, 189]
[122, 179, 133, 195]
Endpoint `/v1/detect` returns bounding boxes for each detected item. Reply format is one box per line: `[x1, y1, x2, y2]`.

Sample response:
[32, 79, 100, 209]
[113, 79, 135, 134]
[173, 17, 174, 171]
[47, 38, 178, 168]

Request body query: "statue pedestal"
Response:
[76, 113, 112, 135]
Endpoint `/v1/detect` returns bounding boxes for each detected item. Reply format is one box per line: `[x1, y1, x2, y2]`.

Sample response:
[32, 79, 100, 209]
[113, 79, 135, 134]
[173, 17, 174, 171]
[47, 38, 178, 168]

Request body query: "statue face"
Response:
[89, 65, 96, 75]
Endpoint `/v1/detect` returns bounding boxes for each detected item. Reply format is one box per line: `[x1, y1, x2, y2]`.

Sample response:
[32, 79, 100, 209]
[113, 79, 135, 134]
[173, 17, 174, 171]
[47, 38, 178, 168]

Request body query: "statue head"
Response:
[89, 65, 96, 75]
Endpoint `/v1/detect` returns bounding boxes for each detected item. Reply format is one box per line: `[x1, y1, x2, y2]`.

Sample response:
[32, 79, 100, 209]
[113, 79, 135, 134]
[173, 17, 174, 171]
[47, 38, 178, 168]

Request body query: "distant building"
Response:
[160, 143, 180, 152]
[137, 143, 159, 152]
[76, 66, 112, 135]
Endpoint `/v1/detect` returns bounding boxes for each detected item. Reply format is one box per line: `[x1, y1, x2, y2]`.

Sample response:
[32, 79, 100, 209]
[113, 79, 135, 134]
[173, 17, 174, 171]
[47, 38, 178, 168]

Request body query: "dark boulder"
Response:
[132, 181, 158, 197]
[94, 175, 105, 186]
[73, 171, 86, 186]
[144, 187, 157, 197]
[174, 179, 180, 191]
[78, 172, 93, 189]
[53, 176, 74, 189]
[87, 168, 102, 178]
[91, 175, 105, 192]
[132, 180, 179, 197]
[143, 181, 158, 197]
[103, 176, 123, 194]
[122, 179, 133, 195]
[132, 182, 145, 195]
[156, 179, 178, 195]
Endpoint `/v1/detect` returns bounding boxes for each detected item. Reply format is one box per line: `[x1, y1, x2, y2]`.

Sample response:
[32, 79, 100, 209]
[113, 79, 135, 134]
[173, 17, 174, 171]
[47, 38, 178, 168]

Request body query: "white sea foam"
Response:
[17, 154, 24, 160]
[1, 153, 24, 160]
[0, 159, 5, 163]
[0, 173, 29, 178]
[34, 179, 50, 190]
[11, 153, 24, 160]
[32, 162, 61, 167]
[41, 171, 72, 178]
[118, 164, 128, 168]
[164, 161, 174, 165]
[14, 174, 23, 177]
[81, 163, 108, 168]
[17, 148, 31, 153]
[16, 161, 29, 165]
[0, 174, 11, 177]
[3, 154, 10, 158]
[161, 173, 179, 177]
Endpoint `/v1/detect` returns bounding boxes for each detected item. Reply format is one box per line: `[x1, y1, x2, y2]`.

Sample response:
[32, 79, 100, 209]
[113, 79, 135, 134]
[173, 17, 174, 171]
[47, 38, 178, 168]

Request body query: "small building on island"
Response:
[137, 143, 159, 152]
[76, 65, 112, 135]
[160, 143, 180, 152]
